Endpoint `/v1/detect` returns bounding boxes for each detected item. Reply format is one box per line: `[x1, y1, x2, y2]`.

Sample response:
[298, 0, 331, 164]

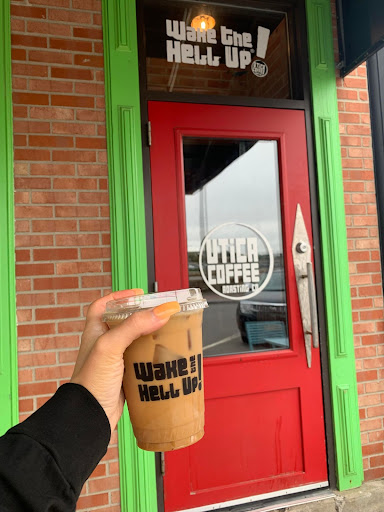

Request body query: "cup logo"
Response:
[199, 222, 274, 301]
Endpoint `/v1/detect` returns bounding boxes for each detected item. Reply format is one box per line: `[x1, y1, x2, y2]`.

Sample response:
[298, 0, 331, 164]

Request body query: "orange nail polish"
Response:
[153, 301, 180, 319]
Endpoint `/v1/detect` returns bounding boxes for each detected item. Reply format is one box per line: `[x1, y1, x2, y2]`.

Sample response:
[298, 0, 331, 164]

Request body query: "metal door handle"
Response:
[307, 262, 319, 349]
[292, 205, 319, 368]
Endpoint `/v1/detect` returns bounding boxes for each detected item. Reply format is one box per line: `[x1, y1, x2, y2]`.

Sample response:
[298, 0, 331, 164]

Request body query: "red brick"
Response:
[16, 263, 54, 277]
[11, 18, 25, 32]
[18, 322, 55, 338]
[77, 493, 109, 509]
[56, 261, 102, 274]
[79, 219, 109, 231]
[32, 219, 77, 232]
[343, 77, 368, 89]
[27, 20, 71, 36]
[360, 418, 383, 432]
[360, 310, 384, 321]
[362, 443, 384, 456]
[14, 120, 51, 133]
[30, 163, 75, 176]
[55, 205, 99, 217]
[78, 164, 107, 176]
[74, 54, 104, 68]
[52, 150, 96, 162]
[73, 27, 102, 39]
[34, 248, 78, 261]
[12, 48, 27, 61]
[16, 279, 32, 292]
[369, 431, 384, 442]
[15, 205, 53, 218]
[81, 275, 111, 288]
[51, 94, 94, 108]
[35, 306, 80, 321]
[52, 122, 95, 135]
[48, 9, 92, 23]
[81, 247, 110, 259]
[357, 370, 378, 382]
[18, 352, 57, 368]
[51, 66, 93, 80]
[17, 293, 55, 307]
[359, 285, 383, 297]
[13, 77, 28, 89]
[366, 380, 384, 392]
[367, 405, 384, 418]
[76, 137, 106, 149]
[34, 335, 79, 350]
[32, 191, 77, 204]
[75, 82, 104, 95]
[29, 0, 70, 6]
[88, 476, 120, 494]
[16, 250, 31, 263]
[12, 34, 47, 48]
[12, 63, 48, 77]
[15, 220, 30, 232]
[30, 106, 74, 120]
[19, 382, 57, 398]
[13, 92, 49, 105]
[49, 38, 92, 52]
[13, 105, 28, 117]
[11, 5, 47, 18]
[53, 178, 97, 189]
[29, 79, 73, 93]
[18, 238, 57, 252]
[34, 276, 79, 290]
[19, 399, 34, 413]
[76, 109, 105, 122]
[14, 134, 27, 146]
[347, 124, 371, 135]
[55, 234, 99, 246]
[29, 135, 74, 148]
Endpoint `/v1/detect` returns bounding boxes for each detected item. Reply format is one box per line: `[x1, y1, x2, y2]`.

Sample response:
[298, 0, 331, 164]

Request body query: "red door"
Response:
[149, 102, 327, 512]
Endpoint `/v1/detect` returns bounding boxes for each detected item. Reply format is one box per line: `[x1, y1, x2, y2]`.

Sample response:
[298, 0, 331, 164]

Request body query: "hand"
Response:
[71, 289, 180, 432]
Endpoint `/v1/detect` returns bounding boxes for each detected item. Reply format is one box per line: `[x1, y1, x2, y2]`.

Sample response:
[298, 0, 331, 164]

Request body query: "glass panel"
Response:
[183, 138, 289, 357]
[143, 0, 294, 99]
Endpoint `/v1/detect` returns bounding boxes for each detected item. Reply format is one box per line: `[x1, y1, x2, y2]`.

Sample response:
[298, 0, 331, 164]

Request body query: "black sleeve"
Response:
[0, 383, 111, 512]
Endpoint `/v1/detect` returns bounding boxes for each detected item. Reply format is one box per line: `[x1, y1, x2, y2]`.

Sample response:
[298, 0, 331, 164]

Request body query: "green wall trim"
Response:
[0, 0, 18, 435]
[306, 0, 364, 490]
[102, 0, 157, 510]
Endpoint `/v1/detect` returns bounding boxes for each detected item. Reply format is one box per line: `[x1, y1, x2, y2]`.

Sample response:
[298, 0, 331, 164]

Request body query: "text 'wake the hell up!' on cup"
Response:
[103, 288, 208, 452]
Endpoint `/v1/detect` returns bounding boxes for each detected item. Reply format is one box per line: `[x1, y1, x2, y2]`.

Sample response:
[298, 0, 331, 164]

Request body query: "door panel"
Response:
[149, 102, 327, 512]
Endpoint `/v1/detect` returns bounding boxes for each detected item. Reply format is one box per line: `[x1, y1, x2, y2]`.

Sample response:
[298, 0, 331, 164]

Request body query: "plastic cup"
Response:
[103, 288, 208, 452]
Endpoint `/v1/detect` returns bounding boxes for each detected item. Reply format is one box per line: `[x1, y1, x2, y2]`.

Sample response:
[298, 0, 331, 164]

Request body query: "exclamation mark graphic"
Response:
[197, 353, 202, 390]
[256, 26, 270, 59]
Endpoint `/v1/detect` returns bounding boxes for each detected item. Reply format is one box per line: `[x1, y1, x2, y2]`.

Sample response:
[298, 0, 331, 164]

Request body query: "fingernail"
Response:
[133, 288, 144, 295]
[153, 301, 180, 319]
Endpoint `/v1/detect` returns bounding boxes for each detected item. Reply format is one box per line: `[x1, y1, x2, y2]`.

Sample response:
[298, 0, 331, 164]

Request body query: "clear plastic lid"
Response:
[103, 288, 208, 322]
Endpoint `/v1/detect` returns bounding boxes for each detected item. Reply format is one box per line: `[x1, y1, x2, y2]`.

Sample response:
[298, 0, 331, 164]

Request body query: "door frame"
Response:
[0, 0, 18, 436]
[102, 2, 363, 512]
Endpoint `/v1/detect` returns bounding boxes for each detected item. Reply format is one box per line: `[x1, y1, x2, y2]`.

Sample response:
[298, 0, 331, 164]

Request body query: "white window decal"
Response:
[199, 222, 274, 301]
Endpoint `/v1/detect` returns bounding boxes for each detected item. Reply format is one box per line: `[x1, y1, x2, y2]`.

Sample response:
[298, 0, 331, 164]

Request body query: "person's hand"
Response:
[71, 289, 180, 432]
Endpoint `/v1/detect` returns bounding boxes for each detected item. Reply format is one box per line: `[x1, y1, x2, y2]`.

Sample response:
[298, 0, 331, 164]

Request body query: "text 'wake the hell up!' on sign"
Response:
[165, 19, 270, 75]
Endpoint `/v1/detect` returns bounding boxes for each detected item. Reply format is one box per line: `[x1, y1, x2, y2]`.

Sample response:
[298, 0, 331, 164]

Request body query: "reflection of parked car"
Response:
[236, 270, 287, 347]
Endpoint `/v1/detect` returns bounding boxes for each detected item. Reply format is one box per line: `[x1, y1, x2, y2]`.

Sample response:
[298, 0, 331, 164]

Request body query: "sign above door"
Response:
[142, 0, 302, 99]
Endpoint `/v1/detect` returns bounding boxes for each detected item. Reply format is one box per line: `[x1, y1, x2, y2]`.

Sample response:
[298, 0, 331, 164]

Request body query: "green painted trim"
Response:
[102, 0, 157, 510]
[306, 0, 364, 490]
[0, 0, 18, 435]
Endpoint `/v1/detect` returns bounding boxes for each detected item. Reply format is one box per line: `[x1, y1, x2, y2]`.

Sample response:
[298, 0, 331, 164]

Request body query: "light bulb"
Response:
[201, 20, 206, 30]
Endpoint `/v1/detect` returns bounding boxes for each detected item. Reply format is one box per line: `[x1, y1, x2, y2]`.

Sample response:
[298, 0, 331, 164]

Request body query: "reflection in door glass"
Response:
[183, 138, 289, 357]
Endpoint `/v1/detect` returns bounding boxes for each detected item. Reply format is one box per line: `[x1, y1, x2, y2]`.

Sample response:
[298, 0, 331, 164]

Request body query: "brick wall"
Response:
[11, 1, 120, 510]
[337, 65, 384, 480]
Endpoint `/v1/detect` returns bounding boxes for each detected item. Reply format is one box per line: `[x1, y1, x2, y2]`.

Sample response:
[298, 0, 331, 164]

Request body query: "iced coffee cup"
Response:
[103, 288, 208, 452]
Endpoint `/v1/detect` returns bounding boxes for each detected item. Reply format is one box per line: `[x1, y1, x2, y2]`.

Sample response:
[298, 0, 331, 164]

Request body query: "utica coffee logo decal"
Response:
[199, 222, 274, 301]
[166, 19, 270, 75]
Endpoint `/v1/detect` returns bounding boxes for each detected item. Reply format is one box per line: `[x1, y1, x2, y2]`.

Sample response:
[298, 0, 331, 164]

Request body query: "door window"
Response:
[183, 138, 289, 356]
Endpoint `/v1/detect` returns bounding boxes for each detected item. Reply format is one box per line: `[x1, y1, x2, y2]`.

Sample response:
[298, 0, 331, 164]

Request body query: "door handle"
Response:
[292, 205, 319, 368]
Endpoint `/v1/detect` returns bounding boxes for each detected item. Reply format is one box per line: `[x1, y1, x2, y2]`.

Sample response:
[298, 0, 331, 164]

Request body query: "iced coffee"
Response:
[103, 288, 208, 452]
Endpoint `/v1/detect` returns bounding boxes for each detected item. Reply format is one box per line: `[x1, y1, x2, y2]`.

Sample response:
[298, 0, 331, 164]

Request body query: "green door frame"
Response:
[0, 0, 18, 436]
[102, 0, 363, 509]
